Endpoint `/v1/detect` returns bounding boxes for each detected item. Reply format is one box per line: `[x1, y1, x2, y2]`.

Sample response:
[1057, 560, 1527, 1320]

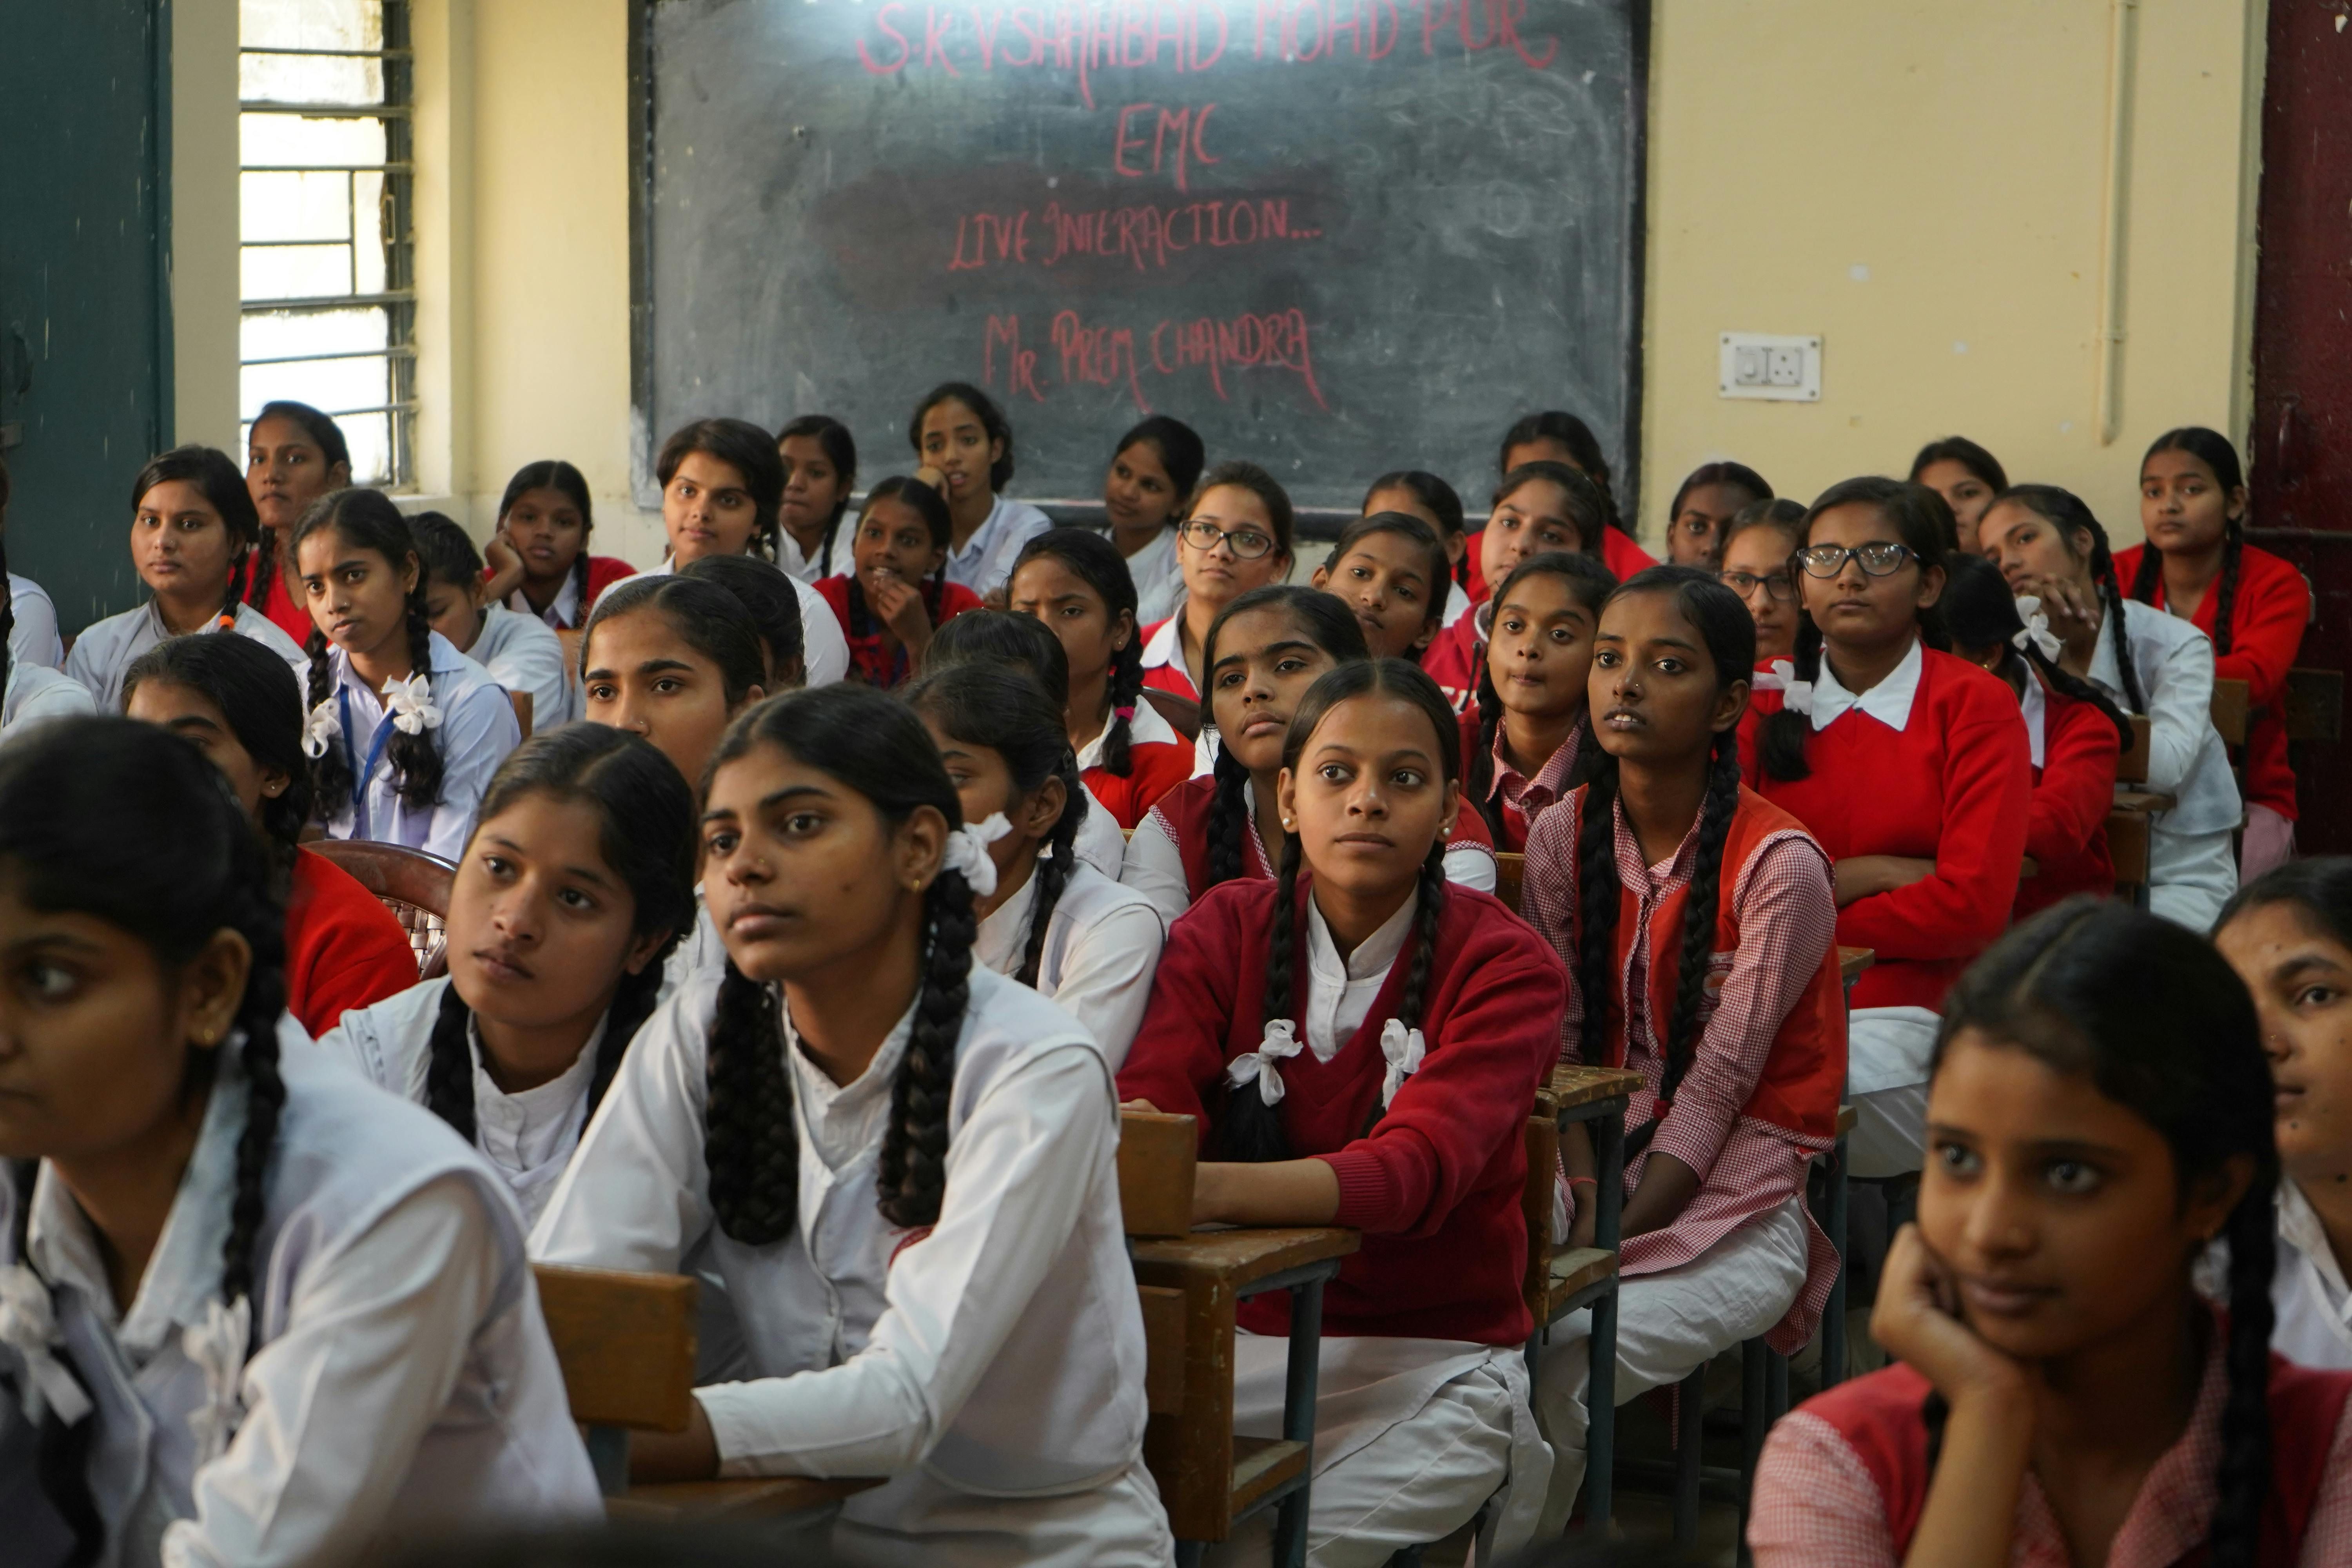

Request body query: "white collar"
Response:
[1139, 610, 1186, 671]
[468, 1013, 605, 1144]
[332, 630, 461, 712]
[508, 570, 581, 628]
[2280, 1178, 2352, 1303]
[975, 864, 1042, 974]
[1807, 635, 1924, 733]
[947, 494, 1011, 567]
[1075, 693, 1181, 769]
[2020, 668, 2047, 769]
[1305, 889, 1417, 986]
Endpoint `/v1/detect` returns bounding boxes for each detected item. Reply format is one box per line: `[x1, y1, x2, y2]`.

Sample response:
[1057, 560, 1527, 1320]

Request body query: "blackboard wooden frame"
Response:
[624, 0, 1652, 541]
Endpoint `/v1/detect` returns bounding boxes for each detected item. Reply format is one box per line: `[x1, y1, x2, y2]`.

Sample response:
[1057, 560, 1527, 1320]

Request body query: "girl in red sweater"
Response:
[1118, 658, 1567, 1564]
[483, 460, 637, 630]
[1466, 551, 1617, 851]
[1750, 478, 2032, 1178]
[1941, 554, 2127, 920]
[815, 476, 983, 689]
[1523, 565, 1846, 1534]
[2119, 426, 2310, 881]
[1423, 462, 1613, 711]
[120, 630, 416, 1040]
[1008, 527, 1192, 828]
[1751, 900, 2352, 1567]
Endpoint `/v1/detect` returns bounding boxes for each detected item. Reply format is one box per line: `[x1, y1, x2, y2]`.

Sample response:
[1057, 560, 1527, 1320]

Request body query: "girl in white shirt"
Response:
[291, 490, 522, 860]
[322, 725, 697, 1226]
[907, 662, 1165, 1069]
[530, 685, 1173, 1565]
[0, 717, 598, 1568]
[909, 381, 1053, 596]
[2216, 858, 2352, 1372]
[65, 447, 309, 712]
[412, 511, 577, 734]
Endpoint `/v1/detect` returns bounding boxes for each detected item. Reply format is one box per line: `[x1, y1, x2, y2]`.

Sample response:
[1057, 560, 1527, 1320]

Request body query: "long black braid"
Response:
[291, 490, 447, 812]
[1622, 737, 1741, 1161]
[1205, 736, 1255, 889]
[1009, 528, 1146, 777]
[1471, 550, 1618, 839]
[701, 685, 980, 1242]
[420, 727, 697, 1142]
[1018, 755, 1086, 989]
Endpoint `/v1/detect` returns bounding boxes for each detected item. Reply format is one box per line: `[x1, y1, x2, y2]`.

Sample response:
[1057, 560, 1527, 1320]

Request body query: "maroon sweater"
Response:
[1118, 877, 1566, 1345]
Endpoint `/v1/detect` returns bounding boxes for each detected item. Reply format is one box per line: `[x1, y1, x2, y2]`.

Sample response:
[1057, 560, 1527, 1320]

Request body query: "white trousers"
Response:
[833, 1459, 1176, 1567]
[1844, 1009, 1940, 1178]
[1205, 1339, 1543, 1568]
[2149, 822, 2238, 934]
[1531, 1198, 1811, 1538]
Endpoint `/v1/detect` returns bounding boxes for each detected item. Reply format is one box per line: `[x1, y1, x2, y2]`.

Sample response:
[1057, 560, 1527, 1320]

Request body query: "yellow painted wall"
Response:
[423, 0, 2265, 563]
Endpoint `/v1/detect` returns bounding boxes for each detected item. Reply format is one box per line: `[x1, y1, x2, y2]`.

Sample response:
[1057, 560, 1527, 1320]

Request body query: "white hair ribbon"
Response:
[1761, 659, 1815, 717]
[1751, 658, 1793, 693]
[181, 1294, 251, 1469]
[1379, 1019, 1426, 1110]
[2011, 595, 2062, 661]
[300, 699, 341, 761]
[1227, 1018, 1305, 1107]
[380, 673, 443, 736]
[0, 1263, 92, 1425]
[940, 811, 1013, 899]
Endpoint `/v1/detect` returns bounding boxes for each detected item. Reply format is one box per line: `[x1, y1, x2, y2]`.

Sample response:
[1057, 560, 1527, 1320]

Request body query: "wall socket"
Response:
[1719, 333, 1822, 402]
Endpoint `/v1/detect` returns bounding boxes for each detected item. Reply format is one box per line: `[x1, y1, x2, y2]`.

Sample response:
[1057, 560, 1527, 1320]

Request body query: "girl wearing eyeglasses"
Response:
[1713, 498, 1808, 663]
[1137, 460, 1296, 704]
[1747, 478, 2031, 1181]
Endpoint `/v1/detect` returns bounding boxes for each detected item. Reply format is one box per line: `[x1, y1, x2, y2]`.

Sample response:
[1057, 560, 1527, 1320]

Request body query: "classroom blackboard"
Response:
[631, 0, 1647, 517]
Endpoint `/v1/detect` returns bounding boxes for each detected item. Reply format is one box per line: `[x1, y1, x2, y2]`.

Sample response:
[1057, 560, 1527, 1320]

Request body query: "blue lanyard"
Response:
[337, 686, 401, 840]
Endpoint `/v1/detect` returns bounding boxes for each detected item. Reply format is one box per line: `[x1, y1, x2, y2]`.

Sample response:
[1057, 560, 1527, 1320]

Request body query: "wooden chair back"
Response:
[1495, 851, 1525, 915]
[1521, 1115, 1560, 1316]
[1145, 686, 1203, 742]
[532, 1264, 699, 1433]
[305, 839, 457, 978]
[2116, 713, 2152, 787]
[2107, 807, 2152, 894]
[2286, 666, 2344, 744]
[2212, 678, 2252, 747]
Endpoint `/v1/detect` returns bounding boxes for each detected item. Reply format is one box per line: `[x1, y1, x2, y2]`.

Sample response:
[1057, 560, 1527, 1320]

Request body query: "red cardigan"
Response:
[1746, 648, 2033, 1013]
[2114, 540, 2308, 821]
[1117, 877, 1564, 1345]
[814, 574, 982, 689]
[1082, 738, 1195, 830]
[252, 560, 316, 647]
[285, 847, 419, 1040]
[1146, 772, 1495, 903]
[2016, 677, 2119, 920]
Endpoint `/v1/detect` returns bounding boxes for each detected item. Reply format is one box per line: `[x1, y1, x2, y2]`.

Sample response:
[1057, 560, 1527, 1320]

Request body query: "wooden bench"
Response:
[2286, 666, 2344, 744]
[1117, 1109, 1358, 1565]
[2212, 677, 2251, 749]
[531, 1264, 879, 1523]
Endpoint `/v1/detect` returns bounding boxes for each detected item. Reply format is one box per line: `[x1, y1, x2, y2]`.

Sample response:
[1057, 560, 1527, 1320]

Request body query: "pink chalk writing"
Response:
[980, 307, 1326, 412]
[948, 196, 1318, 274]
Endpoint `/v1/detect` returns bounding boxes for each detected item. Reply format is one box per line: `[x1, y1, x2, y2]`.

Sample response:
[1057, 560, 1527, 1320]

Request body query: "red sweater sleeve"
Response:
[1115, 896, 1245, 1131]
[2213, 549, 2308, 706]
[285, 851, 422, 1040]
[1836, 685, 2032, 962]
[1313, 915, 1564, 1236]
[2026, 696, 2119, 865]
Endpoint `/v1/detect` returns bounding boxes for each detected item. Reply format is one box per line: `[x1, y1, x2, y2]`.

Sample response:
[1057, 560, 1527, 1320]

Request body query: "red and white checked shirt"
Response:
[1523, 787, 1842, 1348]
[1483, 715, 1588, 849]
[1748, 1325, 2352, 1566]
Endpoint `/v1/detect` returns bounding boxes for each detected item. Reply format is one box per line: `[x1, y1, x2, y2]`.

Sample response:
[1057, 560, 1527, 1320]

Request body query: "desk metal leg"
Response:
[1274, 1278, 1327, 1568]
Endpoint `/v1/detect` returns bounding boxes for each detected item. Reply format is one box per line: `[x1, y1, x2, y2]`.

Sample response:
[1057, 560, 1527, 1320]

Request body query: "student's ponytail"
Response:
[9, 1159, 101, 1565]
[1630, 732, 1740, 1159]
[1471, 657, 1506, 840]
[1574, 750, 1626, 1050]
[879, 866, 976, 1229]
[1220, 829, 1303, 1165]
[289, 490, 446, 810]
[705, 960, 799, 1244]
[2211, 1181, 2277, 1568]
[1019, 755, 1086, 989]
[1205, 739, 1254, 889]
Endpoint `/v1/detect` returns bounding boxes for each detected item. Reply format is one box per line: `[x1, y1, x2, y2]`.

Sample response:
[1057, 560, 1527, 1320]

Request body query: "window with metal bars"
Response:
[238, 0, 414, 488]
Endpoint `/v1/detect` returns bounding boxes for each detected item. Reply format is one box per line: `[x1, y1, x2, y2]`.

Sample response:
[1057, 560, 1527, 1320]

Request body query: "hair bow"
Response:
[1757, 659, 1814, 716]
[2011, 595, 2062, 661]
[1112, 705, 1137, 722]
[182, 1294, 251, 1469]
[940, 811, 1013, 899]
[0, 1263, 92, 1425]
[301, 699, 341, 760]
[1227, 1018, 1305, 1106]
[380, 673, 443, 736]
[1378, 1018, 1426, 1109]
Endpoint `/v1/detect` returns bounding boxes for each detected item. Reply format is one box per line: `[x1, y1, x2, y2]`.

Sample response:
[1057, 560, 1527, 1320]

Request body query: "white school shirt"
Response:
[63, 600, 309, 714]
[0, 1037, 599, 1568]
[1, 660, 96, 738]
[507, 570, 581, 631]
[2086, 598, 2243, 912]
[777, 527, 853, 586]
[316, 630, 521, 861]
[530, 969, 1166, 1558]
[463, 604, 577, 731]
[1120, 778, 1497, 928]
[1073, 788, 1129, 879]
[1301, 892, 1415, 1061]
[1074, 684, 1186, 773]
[639, 555, 851, 688]
[946, 494, 1054, 597]
[2271, 1178, 2352, 1372]
[319, 976, 612, 1229]
[9, 573, 62, 668]
[1137, 605, 1193, 700]
[975, 859, 1164, 1071]
[1115, 526, 1183, 626]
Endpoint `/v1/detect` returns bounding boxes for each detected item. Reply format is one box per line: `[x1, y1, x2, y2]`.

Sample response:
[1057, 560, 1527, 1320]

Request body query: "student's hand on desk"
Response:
[628, 1397, 721, 1483]
[1191, 1159, 1341, 1227]
[1834, 855, 1937, 906]
[1120, 1098, 1162, 1113]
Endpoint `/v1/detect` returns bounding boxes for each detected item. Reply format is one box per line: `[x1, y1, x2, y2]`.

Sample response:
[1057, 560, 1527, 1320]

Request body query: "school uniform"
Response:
[1746, 639, 2033, 1177]
[1521, 783, 1846, 1529]
[505, 553, 636, 630]
[1116, 526, 1184, 626]
[2013, 672, 2119, 920]
[1749, 1315, 2352, 1566]
[1419, 602, 1488, 713]
[2087, 598, 2243, 931]
[321, 976, 614, 1229]
[462, 603, 577, 731]
[9, 573, 62, 667]
[975, 859, 1164, 1071]
[813, 574, 985, 689]
[284, 846, 420, 1042]
[530, 968, 1173, 1566]
[1122, 773, 1497, 929]
[1078, 696, 1194, 830]
[945, 494, 1054, 597]
[1118, 877, 1566, 1563]
[0, 661, 96, 738]
[777, 530, 842, 587]
[2270, 1179, 2352, 1373]
[0, 1035, 601, 1568]
[2116, 541, 2308, 875]
[1463, 710, 1589, 853]
[638, 555, 851, 688]
[1461, 529, 1655, 607]
[1136, 612, 1197, 704]
[314, 630, 521, 862]
[64, 600, 309, 714]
